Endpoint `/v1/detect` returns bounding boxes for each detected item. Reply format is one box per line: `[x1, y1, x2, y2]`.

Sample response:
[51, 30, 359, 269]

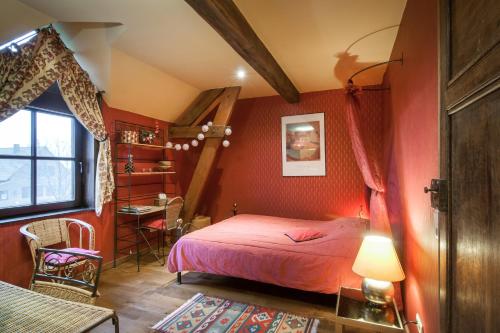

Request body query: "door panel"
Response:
[445, 0, 500, 108]
[440, 0, 500, 332]
[450, 90, 500, 333]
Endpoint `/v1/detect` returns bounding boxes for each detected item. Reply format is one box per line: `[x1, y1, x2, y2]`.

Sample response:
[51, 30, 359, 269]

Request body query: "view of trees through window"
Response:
[0, 109, 76, 210]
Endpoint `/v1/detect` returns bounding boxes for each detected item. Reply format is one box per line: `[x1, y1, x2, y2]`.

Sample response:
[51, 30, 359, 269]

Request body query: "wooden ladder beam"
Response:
[175, 88, 225, 126]
[182, 86, 241, 225]
[169, 125, 228, 139]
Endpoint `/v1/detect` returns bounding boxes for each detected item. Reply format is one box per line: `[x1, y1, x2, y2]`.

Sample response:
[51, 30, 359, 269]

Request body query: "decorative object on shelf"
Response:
[140, 128, 156, 144]
[352, 235, 405, 306]
[124, 154, 135, 174]
[154, 193, 168, 206]
[282, 113, 325, 176]
[121, 130, 139, 144]
[156, 160, 174, 171]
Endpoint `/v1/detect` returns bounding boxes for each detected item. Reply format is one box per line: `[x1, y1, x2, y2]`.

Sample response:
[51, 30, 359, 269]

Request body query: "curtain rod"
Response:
[347, 55, 403, 86]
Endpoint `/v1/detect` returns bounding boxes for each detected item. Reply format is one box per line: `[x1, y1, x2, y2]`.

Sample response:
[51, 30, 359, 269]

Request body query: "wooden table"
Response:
[116, 205, 167, 271]
[0, 281, 119, 333]
[335, 287, 404, 333]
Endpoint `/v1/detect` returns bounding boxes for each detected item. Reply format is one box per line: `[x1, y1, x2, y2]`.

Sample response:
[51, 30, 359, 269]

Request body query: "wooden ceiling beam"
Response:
[175, 88, 225, 126]
[185, 0, 299, 103]
[169, 125, 228, 139]
[182, 86, 241, 225]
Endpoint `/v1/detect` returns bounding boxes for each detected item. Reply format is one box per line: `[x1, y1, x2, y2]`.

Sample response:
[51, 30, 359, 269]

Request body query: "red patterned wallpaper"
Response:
[186, 88, 385, 223]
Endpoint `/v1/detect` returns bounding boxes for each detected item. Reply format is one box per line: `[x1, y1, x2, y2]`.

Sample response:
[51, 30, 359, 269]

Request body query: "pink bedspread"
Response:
[168, 214, 367, 294]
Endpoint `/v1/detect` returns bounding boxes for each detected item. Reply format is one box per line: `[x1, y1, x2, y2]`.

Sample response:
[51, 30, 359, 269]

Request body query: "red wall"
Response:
[382, 0, 439, 332]
[0, 103, 181, 287]
[194, 89, 385, 223]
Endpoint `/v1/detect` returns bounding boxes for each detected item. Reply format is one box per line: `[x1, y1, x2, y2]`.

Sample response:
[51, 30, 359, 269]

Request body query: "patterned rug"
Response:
[152, 293, 319, 333]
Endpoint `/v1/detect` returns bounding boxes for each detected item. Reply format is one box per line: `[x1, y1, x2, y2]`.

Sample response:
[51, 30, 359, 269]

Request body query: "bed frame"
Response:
[176, 202, 238, 285]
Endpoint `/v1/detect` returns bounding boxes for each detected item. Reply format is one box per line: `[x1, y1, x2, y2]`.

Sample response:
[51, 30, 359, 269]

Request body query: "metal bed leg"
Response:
[112, 314, 120, 333]
[177, 272, 182, 284]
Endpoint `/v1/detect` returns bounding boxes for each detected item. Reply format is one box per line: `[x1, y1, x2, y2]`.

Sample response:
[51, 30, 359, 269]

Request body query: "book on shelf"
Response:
[119, 205, 154, 213]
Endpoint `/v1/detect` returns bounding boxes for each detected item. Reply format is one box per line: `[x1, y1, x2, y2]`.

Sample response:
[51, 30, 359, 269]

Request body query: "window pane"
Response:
[0, 110, 31, 156]
[37, 112, 74, 158]
[0, 159, 31, 208]
[37, 160, 75, 204]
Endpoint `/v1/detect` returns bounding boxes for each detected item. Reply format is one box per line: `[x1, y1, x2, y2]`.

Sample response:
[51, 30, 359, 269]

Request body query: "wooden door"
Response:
[439, 1, 500, 332]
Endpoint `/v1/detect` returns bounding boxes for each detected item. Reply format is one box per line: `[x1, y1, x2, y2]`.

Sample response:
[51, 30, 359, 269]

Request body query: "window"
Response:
[0, 107, 85, 218]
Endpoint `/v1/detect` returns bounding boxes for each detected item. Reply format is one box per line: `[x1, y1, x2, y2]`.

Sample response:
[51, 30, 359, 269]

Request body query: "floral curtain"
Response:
[346, 86, 392, 235]
[0, 27, 114, 216]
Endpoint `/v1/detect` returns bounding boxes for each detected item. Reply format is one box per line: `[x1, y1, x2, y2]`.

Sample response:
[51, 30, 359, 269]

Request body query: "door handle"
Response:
[424, 179, 448, 212]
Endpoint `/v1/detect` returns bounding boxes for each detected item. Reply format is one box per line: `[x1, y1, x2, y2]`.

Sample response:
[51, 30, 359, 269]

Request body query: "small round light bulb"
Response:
[201, 125, 209, 133]
[174, 144, 181, 151]
[197, 133, 205, 141]
[182, 143, 189, 151]
[191, 139, 199, 147]
[222, 140, 230, 148]
[224, 128, 232, 136]
[166, 141, 173, 149]
[207, 121, 213, 127]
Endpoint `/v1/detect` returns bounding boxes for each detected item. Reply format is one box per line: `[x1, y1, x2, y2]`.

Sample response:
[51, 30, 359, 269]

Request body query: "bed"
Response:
[167, 214, 368, 294]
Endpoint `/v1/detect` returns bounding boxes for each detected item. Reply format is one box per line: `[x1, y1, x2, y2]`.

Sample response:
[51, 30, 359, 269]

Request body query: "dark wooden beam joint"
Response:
[169, 125, 229, 139]
[175, 88, 225, 126]
[185, 0, 299, 103]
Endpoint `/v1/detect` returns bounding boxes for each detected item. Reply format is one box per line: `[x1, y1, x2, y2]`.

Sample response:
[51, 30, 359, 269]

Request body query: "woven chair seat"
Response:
[0, 281, 115, 333]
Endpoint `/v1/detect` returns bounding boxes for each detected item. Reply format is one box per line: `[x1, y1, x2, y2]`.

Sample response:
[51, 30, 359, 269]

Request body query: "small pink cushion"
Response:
[143, 218, 166, 230]
[44, 248, 100, 266]
[285, 228, 326, 242]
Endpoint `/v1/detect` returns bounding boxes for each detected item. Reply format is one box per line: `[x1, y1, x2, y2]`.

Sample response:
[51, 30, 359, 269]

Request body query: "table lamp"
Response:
[352, 235, 405, 306]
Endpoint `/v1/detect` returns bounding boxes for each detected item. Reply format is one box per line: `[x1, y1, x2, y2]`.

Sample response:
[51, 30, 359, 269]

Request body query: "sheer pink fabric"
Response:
[346, 88, 391, 235]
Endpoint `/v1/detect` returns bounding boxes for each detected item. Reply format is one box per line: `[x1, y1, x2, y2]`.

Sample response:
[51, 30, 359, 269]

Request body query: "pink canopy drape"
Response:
[345, 86, 392, 236]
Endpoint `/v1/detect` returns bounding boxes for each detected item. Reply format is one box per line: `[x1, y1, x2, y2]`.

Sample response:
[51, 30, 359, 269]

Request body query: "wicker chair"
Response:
[31, 248, 103, 305]
[140, 196, 184, 264]
[20, 218, 97, 274]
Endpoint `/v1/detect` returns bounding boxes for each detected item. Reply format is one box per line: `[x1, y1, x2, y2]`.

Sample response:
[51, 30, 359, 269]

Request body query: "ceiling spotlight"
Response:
[236, 69, 246, 79]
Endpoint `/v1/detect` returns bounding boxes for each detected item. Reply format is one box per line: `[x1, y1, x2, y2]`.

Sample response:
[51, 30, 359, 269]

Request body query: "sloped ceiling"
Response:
[2, 0, 406, 120]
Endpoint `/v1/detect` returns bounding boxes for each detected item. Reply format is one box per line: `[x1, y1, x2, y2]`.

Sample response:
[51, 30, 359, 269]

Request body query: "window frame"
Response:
[0, 107, 85, 218]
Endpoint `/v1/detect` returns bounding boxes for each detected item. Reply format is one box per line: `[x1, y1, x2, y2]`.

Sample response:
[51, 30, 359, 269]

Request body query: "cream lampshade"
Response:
[352, 235, 405, 306]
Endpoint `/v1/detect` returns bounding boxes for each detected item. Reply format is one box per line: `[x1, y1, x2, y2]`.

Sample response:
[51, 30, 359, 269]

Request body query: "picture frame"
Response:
[281, 113, 326, 176]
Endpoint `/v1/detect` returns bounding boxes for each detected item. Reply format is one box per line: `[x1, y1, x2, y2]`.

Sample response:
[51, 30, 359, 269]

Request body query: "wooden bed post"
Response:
[169, 86, 241, 228]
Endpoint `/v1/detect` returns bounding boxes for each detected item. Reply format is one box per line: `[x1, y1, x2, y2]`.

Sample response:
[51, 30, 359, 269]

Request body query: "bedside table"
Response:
[335, 287, 404, 333]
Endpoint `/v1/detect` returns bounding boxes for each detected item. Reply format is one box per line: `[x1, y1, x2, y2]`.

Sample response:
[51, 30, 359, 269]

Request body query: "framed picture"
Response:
[281, 113, 326, 176]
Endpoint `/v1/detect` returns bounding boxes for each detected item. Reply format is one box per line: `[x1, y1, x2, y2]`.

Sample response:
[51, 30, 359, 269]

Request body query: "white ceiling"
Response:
[18, 0, 406, 99]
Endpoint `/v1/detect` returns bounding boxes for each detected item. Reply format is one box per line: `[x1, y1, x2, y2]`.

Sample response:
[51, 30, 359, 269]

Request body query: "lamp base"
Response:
[361, 278, 394, 307]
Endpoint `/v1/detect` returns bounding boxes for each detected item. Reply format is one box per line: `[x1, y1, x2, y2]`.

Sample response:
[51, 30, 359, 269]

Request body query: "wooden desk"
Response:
[0, 281, 118, 333]
[335, 287, 404, 333]
[116, 205, 166, 271]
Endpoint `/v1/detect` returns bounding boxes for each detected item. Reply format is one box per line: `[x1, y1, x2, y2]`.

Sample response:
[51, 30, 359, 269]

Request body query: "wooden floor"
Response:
[92, 255, 366, 333]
